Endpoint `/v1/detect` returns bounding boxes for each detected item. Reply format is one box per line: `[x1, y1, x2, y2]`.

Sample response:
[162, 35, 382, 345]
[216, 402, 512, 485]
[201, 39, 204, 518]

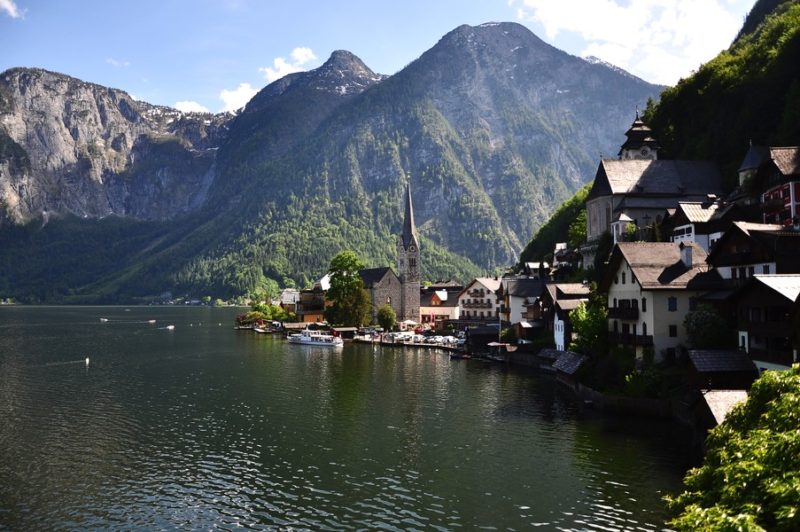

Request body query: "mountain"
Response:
[0, 68, 231, 224]
[643, 0, 800, 188]
[0, 22, 663, 302]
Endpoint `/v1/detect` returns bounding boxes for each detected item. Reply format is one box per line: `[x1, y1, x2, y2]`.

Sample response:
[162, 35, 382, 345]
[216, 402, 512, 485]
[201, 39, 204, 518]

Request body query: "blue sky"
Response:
[1, 0, 755, 113]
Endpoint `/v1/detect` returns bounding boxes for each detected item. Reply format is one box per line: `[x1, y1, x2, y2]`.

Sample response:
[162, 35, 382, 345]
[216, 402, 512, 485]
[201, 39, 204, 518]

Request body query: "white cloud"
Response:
[259, 46, 318, 83]
[106, 57, 130, 68]
[175, 100, 210, 113]
[514, 0, 744, 85]
[219, 82, 258, 112]
[0, 0, 21, 18]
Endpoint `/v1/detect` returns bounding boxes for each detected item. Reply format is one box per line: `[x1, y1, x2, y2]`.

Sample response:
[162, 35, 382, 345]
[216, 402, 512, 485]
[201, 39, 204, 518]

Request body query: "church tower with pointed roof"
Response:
[618, 111, 660, 160]
[397, 183, 420, 322]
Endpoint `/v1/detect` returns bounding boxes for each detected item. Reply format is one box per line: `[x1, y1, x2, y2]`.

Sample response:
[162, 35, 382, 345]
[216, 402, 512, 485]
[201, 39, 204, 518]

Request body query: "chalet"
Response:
[541, 283, 591, 351]
[458, 278, 501, 323]
[752, 146, 800, 226]
[279, 288, 300, 314]
[358, 267, 402, 323]
[498, 277, 546, 325]
[667, 199, 742, 253]
[420, 284, 461, 330]
[705, 221, 800, 286]
[730, 274, 800, 372]
[600, 242, 723, 361]
[583, 114, 723, 264]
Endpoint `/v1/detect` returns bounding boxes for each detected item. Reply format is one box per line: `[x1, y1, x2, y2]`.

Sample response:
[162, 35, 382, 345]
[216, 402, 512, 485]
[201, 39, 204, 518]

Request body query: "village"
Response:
[263, 114, 800, 437]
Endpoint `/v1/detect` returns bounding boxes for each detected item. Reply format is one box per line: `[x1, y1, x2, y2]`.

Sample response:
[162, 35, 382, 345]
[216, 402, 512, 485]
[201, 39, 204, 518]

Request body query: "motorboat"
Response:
[287, 328, 343, 347]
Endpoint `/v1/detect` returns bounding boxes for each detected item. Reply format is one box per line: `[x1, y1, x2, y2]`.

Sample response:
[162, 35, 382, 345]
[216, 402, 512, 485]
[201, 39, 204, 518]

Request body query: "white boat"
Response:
[287, 328, 343, 347]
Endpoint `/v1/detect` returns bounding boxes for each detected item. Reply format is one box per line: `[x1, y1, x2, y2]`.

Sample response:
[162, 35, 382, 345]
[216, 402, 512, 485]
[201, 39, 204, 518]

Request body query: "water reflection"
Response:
[0, 307, 689, 529]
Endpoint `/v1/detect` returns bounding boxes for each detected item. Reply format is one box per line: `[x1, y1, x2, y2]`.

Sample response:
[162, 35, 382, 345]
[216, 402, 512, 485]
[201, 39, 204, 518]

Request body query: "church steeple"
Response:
[618, 110, 660, 160]
[401, 183, 418, 249]
[397, 181, 420, 322]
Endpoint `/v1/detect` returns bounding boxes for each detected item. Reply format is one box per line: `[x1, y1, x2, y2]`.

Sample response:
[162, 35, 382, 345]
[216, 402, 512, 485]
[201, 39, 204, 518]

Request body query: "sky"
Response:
[0, 0, 755, 114]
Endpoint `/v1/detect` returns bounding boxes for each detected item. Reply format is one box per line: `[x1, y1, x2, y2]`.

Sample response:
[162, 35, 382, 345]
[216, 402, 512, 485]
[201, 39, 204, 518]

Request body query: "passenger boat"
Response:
[287, 328, 343, 347]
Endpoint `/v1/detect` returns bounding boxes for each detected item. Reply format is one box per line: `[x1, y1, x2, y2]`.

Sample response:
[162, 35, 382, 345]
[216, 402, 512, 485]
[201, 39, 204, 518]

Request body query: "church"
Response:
[358, 183, 421, 324]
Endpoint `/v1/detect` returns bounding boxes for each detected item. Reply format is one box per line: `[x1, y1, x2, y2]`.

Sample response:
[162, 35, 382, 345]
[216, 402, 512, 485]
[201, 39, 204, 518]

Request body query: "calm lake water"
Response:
[0, 306, 691, 530]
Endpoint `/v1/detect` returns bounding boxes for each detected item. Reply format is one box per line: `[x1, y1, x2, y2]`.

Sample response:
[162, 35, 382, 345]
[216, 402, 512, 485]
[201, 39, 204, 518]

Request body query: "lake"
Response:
[0, 306, 691, 529]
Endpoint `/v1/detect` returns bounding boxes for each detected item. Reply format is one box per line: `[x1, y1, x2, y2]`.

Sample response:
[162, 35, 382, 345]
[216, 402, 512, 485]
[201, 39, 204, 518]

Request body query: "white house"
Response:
[600, 242, 723, 361]
[458, 278, 501, 322]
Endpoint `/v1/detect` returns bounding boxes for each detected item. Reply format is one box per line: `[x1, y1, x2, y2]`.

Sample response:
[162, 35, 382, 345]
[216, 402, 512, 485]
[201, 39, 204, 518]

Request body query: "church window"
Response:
[409, 258, 416, 268]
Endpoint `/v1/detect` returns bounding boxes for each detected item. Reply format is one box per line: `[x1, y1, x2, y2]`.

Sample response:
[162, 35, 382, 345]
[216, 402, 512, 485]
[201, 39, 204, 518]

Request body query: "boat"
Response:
[287, 328, 343, 347]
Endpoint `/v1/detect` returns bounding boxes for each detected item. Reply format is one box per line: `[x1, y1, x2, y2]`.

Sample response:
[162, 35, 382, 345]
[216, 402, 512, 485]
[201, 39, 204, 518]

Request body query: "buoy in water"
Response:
[85, 357, 90, 366]
[166, 325, 175, 330]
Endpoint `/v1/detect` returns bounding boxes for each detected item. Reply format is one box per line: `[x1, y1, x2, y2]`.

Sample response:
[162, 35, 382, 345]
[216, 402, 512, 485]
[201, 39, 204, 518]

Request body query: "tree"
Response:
[376, 304, 396, 331]
[684, 304, 735, 349]
[567, 209, 587, 249]
[667, 365, 800, 531]
[569, 286, 608, 355]
[324, 250, 370, 326]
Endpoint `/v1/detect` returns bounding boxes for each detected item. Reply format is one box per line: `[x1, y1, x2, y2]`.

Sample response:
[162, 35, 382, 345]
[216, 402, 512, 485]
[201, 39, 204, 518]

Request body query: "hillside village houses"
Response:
[292, 114, 799, 387]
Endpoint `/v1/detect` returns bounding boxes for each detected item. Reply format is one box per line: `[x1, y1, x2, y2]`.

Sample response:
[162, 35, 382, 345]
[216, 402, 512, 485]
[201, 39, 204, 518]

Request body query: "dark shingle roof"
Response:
[358, 267, 395, 288]
[604, 242, 723, 291]
[689, 350, 757, 374]
[504, 278, 545, 298]
[553, 351, 587, 375]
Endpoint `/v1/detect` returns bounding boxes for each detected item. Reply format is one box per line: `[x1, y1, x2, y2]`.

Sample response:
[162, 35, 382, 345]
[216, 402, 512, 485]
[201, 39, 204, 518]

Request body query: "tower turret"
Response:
[397, 183, 420, 322]
[618, 111, 660, 160]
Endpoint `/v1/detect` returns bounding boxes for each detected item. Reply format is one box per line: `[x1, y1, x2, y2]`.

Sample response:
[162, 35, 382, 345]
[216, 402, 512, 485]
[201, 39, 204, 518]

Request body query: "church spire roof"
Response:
[402, 182, 418, 249]
[618, 111, 660, 158]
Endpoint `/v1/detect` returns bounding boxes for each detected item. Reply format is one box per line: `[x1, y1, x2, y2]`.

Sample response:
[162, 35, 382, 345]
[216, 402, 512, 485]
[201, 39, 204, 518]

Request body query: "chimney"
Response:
[680, 242, 693, 268]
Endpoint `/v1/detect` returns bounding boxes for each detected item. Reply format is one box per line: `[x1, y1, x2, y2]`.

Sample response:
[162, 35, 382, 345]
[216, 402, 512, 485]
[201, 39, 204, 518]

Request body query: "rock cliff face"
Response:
[0, 68, 231, 223]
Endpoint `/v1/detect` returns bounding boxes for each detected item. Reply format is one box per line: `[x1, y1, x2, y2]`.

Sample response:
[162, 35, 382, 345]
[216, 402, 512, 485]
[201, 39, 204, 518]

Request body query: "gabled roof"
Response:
[588, 159, 723, 200]
[602, 242, 722, 291]
[358, 267, 397, 288]
[503, 278, 545, 298]
[674, 201, 724, 224]
[555, 283, 591, 298]
[769, 147, 800, 176]
[706, 222, 800, 264]
[689, 350, 757, 374]
[553, 351, 587, 375]
[749, 274, 800, 302]
[702, 390, 749, 425]
[462, 277, 501, 295]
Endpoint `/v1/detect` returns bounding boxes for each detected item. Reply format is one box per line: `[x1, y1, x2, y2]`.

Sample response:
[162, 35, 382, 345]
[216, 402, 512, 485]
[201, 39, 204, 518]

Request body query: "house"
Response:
[582, 114, 723, 264]
[753, 146, 800, 225]
[687, 350, 758, 390]
[458, 278, 501, 324]
[541, 283, 591, 351]
[420, 285, 461, 330]
[600, 242, 723, 361]
[279, 288, 300, 314]
[498, 277, 546, 325]
[520, 262, 550, 279]
[730, 274, 800, 372]
[705, 221, 800, 286]
[667, 199, 743, 253]
[358, 267, 402, 324]
[296, 287, 327, 323]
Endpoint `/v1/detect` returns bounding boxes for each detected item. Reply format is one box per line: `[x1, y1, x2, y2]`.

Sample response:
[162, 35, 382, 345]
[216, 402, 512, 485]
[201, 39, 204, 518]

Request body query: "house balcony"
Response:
[462, 301, 493, 309]
[608, 332, 653, 346]
[607, 306, 639, 320]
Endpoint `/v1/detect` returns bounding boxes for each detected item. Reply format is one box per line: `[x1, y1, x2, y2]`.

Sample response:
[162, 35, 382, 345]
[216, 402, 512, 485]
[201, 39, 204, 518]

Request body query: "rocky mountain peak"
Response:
[305, 50, 386, 95]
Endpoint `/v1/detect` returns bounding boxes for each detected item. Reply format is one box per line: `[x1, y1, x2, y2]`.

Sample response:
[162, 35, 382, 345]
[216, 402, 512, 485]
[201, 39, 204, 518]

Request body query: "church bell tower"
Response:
[397, 183, 420, 323]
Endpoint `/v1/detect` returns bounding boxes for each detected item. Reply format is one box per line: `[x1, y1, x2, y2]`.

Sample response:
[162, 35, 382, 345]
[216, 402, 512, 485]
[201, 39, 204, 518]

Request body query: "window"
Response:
[689, 297, 697, 311]
[622, 272, 626, 284]
[642, 322, 647, 335]
[614, 276, 619, 284]
[409, 257, 416, 268]
[668, 297, 677, 311]
[613, 321, 618, 333]
[748, 266, 755, 277]
[739, 267, 746, 279]
[732, 268, 738, 279]
[641, 298, 647, 312]
[669, 325, 678, 337]
[763, 264, 770, 274]
[613, 297, 617, 308]
[632, 298, 638, 310]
